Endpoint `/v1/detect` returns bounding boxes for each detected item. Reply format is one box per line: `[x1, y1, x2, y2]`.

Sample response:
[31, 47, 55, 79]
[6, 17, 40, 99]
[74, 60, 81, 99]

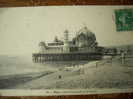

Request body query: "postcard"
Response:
[0, 6, 133, 96]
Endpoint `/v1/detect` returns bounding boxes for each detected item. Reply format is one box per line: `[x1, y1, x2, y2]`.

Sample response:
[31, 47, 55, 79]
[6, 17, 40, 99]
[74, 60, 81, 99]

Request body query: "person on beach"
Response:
[58, 75, 62, 79]
[120, 50, 127, 64]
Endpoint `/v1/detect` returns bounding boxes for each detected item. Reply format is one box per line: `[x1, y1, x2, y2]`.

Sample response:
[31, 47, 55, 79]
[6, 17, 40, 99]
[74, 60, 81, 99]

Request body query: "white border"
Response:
[0, 88, 133, 96]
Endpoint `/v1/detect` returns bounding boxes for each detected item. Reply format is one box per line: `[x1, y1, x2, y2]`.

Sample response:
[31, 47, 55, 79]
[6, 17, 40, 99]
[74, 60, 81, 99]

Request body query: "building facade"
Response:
[38, 27, 98, 54]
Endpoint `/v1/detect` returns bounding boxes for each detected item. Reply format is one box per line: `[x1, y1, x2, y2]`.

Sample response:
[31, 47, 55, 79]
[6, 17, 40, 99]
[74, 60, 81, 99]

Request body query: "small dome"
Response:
[39, 41, 46, 46]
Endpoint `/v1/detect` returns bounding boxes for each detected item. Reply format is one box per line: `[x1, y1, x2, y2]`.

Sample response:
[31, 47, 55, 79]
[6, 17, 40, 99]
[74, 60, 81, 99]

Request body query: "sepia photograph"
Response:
[0, 6, 133, 96]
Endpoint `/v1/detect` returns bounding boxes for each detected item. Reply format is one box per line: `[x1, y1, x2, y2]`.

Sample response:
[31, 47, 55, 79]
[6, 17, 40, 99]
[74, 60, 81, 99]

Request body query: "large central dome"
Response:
[77, 26, 94, 38]
[72, 26, 97, 48]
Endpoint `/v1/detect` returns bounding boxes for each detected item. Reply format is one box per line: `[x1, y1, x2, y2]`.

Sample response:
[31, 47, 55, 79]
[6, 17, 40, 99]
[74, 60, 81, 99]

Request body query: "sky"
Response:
[0, 6, 133, 55]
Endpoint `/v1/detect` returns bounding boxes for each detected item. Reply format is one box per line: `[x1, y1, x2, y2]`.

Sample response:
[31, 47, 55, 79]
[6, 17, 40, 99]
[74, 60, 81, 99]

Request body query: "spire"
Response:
[54, 36, 59, 42]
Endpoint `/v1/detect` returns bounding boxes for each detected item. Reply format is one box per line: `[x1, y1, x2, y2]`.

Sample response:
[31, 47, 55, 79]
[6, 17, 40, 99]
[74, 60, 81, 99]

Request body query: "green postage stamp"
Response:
[115, 8, 133, 31]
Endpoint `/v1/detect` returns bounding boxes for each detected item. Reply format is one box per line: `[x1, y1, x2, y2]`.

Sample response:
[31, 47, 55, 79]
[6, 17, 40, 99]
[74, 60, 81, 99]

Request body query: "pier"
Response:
[32, 52, 103, 62]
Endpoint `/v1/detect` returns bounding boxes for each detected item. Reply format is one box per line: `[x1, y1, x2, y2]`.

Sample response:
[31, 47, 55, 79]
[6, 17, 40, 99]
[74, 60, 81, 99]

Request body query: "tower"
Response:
[64, 29, 69, 43]
[63, 30, 70, 52]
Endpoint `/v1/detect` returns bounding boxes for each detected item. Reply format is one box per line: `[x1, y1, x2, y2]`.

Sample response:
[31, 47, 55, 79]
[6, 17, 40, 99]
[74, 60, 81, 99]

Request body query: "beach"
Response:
[0, 55, 133, 89]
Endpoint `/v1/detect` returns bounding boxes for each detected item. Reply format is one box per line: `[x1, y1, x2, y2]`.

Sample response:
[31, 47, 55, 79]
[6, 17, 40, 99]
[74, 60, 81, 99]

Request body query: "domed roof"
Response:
[77, 26, 94, 37]
[39, 41, 46, 46]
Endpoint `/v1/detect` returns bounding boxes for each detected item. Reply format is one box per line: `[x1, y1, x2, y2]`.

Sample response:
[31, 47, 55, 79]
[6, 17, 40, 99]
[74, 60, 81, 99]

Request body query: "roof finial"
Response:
[83, 23, 87, 28]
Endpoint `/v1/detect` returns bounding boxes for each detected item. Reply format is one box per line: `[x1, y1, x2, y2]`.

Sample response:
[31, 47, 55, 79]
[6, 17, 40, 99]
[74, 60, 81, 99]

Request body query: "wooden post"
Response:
[121, 51, 125, 65]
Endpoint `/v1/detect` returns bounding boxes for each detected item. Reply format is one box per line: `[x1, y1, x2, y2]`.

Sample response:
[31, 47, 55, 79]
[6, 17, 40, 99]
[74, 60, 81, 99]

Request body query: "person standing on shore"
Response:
[121, 50, 127, 65]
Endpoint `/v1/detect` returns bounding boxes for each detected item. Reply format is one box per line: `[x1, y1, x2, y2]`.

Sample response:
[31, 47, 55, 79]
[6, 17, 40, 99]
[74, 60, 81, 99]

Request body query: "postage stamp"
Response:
[115, 8, 133, 31]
